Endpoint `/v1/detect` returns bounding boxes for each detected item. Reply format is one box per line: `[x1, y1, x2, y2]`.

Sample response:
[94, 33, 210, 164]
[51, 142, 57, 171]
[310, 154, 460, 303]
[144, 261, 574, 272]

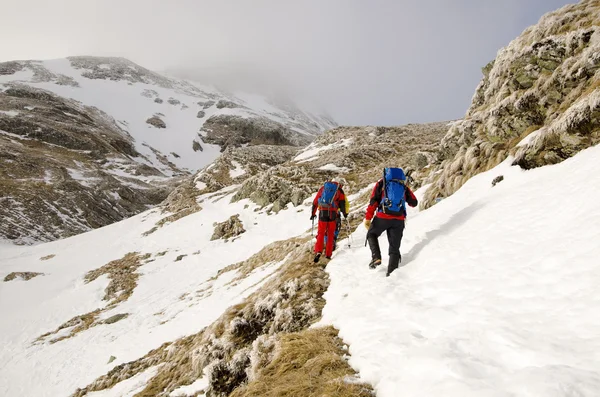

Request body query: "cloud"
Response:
[0, 0, 574, 125]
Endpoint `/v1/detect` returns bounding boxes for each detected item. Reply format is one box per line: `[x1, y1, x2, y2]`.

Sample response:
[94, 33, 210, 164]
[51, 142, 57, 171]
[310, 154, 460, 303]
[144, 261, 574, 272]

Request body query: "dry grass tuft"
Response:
[231, 326, 373, 397]
[85, 252, 151, 306]
[40, 254, 55, 261]
[36, 252, 149, 344]
[4, 271, 44, 282]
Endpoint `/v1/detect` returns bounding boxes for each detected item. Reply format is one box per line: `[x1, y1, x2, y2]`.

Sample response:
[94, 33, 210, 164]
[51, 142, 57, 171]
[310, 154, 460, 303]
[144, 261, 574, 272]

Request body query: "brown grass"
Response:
[36, 252, 149, 344]
[40, 254, 55, 261]
[85, 252, 151, 306]
[4, 272, 44, 282]
[231, 326, 373, 397]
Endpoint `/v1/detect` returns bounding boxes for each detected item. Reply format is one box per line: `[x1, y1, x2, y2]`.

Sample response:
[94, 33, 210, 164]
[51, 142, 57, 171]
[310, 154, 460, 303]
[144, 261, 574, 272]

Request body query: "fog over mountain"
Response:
[0, 0, 574, 125]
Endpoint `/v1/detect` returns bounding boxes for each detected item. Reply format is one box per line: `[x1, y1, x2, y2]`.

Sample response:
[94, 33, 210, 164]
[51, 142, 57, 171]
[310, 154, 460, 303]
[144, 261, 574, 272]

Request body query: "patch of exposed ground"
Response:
[142, 179, 202, 236]
[211, 215, 245, 241]
[4, 272, 44, 282]
[35, 252, 150, 344]
[40, 254, 55, 261]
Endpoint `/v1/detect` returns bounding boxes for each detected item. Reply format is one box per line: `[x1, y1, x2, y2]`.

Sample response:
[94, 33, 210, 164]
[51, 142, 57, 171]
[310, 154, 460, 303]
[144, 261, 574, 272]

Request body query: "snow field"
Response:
[0, 188, 314, 397]
[321, 145, 600, 397]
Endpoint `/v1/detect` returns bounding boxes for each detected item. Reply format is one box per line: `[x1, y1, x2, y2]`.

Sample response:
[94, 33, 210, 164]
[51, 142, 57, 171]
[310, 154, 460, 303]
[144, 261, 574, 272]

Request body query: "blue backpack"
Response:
[381, 168, 407, 216]
[318, 181, 339, 211]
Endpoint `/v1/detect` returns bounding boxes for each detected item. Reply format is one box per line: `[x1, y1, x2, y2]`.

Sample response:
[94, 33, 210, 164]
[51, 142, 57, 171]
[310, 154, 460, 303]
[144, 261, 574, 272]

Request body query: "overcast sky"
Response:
[1, 0, 574, 126]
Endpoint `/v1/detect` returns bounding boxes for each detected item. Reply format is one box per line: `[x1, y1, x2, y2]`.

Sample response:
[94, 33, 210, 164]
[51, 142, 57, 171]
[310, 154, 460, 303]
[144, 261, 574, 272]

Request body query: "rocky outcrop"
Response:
[233, 123, 448, 212]
[195, 144, 298, 193]
[422, 0, 600, 208]
[146, 115, 166, 128]
[201, 115, 311, 151]
[216, 100, 241, 109]
[211, 214, 246, 241]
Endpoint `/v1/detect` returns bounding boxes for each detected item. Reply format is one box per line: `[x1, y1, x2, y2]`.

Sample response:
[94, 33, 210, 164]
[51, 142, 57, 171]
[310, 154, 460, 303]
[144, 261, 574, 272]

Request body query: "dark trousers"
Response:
[366, 217, 405, 274]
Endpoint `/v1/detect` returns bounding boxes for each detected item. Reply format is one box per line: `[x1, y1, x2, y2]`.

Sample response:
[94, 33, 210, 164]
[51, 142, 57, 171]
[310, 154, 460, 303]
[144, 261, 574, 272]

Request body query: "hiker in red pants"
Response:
[311, 178, 348, 263]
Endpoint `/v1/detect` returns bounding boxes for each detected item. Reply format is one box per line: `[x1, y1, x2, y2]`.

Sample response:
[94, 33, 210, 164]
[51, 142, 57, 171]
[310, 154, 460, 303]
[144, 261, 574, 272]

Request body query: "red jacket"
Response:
[365, 179, 418, 221]
[311, 183, 348, 221]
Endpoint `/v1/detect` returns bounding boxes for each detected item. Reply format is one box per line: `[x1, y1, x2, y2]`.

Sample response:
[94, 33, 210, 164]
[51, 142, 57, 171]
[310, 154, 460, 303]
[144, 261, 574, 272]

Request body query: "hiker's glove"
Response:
[364, 219, 371, 230]
[310, 214, 316, 221]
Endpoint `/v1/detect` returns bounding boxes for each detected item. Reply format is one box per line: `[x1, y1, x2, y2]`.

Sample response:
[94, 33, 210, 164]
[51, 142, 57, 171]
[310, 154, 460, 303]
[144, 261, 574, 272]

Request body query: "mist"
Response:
[0, 0, 575, 125]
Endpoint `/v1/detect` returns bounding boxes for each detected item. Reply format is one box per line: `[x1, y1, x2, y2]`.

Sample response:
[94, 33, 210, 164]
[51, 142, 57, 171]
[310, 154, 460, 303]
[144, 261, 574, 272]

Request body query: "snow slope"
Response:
[0, 187, 314, 397]
[321, 145, 600, 396]
[1, 130, 599, 396]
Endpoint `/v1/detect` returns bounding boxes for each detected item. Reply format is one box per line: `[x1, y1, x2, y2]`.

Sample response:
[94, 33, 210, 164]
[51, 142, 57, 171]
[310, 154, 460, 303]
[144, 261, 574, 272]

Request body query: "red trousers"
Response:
[314, 220, 336, 257]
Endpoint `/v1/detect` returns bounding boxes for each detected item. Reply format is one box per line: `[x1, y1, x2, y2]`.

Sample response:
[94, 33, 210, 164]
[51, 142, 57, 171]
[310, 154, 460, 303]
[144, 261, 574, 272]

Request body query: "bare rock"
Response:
[146, 116, 166, 129]
[215, 100, 240, 109]
[211, 215, 246, 241]
[193, 140, 203, 152]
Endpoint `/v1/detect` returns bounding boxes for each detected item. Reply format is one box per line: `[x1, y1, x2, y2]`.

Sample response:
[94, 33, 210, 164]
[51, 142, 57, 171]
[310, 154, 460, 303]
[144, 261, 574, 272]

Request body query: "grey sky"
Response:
[1, 0, 575, 125]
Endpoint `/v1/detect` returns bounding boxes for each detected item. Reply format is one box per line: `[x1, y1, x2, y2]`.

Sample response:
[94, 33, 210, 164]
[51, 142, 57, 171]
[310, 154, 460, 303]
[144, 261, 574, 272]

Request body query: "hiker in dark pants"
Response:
[364, 168, 418, 276]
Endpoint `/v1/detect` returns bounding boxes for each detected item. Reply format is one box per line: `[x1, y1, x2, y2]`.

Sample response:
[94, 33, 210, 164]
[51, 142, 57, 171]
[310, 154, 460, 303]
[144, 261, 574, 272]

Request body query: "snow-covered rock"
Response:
[0, 56, 335, 244]
[423, 0, 600, 208]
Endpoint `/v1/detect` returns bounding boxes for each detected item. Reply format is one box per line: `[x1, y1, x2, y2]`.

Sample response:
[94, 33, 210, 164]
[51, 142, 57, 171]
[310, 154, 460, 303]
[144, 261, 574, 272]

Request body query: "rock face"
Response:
[195, 144, 298, 193]
[201, 115, 312, 151]
[0, 85, 174, 244]
[211, 214, 246, 241]
[422, 0, 600, 208]
[233, 123, 448, 212]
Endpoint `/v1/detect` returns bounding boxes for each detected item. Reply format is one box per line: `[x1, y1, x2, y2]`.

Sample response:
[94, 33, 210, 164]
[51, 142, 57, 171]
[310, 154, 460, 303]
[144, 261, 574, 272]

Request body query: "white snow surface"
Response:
[0, 189, 313, 397]
[317, 163, 350, 173]
[320, 145, 600, 397]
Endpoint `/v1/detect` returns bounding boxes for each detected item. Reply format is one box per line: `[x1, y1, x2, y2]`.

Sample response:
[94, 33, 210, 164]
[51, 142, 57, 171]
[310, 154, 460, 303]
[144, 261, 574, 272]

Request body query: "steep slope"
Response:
[423, 0, 600, 208]
[0, 56, 335, 244]
[322, 144, 600, 397]
[0, 121, 444, 397]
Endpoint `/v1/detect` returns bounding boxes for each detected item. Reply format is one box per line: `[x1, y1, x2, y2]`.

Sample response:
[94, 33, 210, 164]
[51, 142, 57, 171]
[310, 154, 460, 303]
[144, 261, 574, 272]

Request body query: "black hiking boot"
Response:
[386, 254, 401, 277]
[325, 256, 332, 260]
[368, 258, 382, 269]
[313, 253, 321, 263]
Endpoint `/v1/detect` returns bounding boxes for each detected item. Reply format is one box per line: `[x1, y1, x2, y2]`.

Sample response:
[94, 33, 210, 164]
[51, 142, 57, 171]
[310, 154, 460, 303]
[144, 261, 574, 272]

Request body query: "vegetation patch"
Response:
[230, 326, 373, 397]
[4, 272, 44, 282]
[70, 235, 367, 397]
[36, 252, 149, 344]
[40, 254, 55, 261]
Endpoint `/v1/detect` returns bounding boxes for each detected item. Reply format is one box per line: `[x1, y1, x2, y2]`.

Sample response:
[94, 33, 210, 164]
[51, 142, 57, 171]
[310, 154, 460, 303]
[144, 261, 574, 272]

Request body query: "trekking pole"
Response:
[311, 218, 315, 237]
[345, 218, 353, 248]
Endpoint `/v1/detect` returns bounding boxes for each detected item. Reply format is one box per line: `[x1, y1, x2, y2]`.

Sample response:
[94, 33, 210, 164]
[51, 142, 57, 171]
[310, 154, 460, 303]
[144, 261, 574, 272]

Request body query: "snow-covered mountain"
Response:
[0, 56, 336, 244]
[2, 2, 600, 396]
